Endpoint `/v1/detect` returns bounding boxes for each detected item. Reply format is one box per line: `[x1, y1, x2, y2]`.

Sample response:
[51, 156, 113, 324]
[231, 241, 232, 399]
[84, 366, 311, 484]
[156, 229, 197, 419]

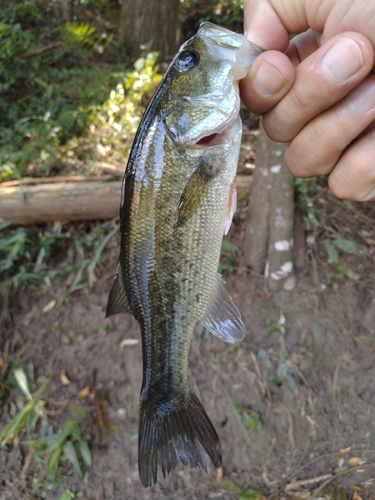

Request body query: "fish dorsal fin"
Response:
[176, 155, 217, 228]
[105, 263, 132, 318]
[224, 178, 237, 235]
[200, 274, 245, 343]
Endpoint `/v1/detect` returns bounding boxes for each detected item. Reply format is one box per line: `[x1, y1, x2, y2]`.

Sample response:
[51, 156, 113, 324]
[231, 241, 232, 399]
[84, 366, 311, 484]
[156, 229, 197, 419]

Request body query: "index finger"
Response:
[244, 0, 307, 50]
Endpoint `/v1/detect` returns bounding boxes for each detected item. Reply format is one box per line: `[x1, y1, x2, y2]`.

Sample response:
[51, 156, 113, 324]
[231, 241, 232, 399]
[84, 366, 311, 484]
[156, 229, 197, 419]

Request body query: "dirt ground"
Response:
[2, 184, 375, 500]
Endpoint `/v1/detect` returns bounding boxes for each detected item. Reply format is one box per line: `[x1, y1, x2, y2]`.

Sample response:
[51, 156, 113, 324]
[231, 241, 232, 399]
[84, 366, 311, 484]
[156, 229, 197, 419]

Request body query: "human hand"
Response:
[241, 0, 375, 201]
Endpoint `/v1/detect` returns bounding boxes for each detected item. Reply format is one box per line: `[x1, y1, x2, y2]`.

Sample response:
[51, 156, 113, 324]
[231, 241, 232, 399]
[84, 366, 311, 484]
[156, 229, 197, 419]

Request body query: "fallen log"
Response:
[0, 175, 114, 188]
[0, 175, 252, 226]
[0, 181, 122, 225]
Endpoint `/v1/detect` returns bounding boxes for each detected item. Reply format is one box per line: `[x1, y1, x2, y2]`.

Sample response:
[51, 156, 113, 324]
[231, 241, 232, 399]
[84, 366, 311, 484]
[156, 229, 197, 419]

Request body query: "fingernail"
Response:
[346, 78, 375, 114]
[321, 38, 363, 83]
[253, 62, 287, 96]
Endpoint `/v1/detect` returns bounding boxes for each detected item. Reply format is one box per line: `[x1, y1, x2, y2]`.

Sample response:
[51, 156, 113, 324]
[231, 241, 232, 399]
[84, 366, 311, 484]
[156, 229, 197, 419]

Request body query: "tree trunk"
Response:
[245, 123, 297, 290]
[62, 0, 73, 22]
[244, 123, 271, 273]
[119, 0, 180, 61]
[266, 146, 295, 291]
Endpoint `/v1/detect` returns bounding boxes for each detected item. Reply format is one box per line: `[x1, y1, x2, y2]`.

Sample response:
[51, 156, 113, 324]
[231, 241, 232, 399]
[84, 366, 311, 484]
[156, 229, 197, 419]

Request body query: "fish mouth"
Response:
[192, 116, 240, 149]
[195, 130, 227, 147]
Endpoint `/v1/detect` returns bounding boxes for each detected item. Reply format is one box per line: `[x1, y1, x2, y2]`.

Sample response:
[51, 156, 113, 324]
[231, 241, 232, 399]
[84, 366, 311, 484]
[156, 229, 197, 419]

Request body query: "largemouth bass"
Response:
[106, 22, 261, 486]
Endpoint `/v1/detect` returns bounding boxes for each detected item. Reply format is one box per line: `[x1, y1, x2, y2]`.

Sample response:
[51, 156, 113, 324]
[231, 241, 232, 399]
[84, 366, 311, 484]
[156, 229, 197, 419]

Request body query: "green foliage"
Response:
[258, 349, 297, 390]
[223, 480, 264, 499]
[235, 403, 263, 433]
[0, 2, 131, 181]
[219, 240, 240, 275]
[294, 176, 326, 230]
[87, 52, 162, 165]
[0, 368, 48, 446]
[0, 364, 91, 486]
[0, 221, 117, 292]
[58, 490, 84, 500]
[273, 360, 296, 389]
[323, 238, 358, 283]
[181, 0, 244, 38]
[221, 240, 240, 252]
[24, 420, 92, 483]
[56, 22, 112, 54]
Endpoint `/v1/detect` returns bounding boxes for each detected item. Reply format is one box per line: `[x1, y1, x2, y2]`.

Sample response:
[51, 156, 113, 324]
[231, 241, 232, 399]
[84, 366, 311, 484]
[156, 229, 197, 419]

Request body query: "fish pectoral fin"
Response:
[105, 263, 132, 317]
[176, 155, 217, 228]
[200, 274, 245, 343]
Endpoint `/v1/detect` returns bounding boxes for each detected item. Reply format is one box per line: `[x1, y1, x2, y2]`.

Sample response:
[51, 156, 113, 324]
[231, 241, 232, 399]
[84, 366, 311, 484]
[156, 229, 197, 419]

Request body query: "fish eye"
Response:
[177, 50, 200, 72]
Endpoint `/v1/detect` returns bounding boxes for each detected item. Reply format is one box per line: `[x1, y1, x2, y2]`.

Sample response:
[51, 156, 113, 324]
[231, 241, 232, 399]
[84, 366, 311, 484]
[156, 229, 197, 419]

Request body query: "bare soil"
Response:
[2, 186, 375, 500]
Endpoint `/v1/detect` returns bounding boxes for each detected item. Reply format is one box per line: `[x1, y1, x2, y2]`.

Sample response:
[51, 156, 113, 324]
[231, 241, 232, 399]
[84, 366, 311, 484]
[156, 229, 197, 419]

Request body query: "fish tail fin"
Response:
[138, 391, 222, 487]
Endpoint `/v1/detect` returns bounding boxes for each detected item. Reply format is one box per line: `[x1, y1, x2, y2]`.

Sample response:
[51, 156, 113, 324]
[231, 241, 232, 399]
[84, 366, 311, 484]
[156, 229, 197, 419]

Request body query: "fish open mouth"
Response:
[194, 128, 229, 148]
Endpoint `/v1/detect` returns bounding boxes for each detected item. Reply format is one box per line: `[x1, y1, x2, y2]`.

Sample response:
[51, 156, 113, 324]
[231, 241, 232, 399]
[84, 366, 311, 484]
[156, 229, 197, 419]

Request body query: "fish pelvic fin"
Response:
[105, 262, 132, 318]
[138, 391, 222, 487]
[200, 274, 245, 343]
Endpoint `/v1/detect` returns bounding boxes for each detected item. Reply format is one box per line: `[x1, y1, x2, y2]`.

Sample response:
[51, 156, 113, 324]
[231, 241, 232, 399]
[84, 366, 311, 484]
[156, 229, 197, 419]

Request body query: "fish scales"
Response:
[106, 22, 262, 487]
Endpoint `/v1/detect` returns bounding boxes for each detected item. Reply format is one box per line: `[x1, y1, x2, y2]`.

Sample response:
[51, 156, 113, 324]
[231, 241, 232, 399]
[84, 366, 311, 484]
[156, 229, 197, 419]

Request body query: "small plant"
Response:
[58, 490, 84, 500]
[0, 368, 48, 447]
[219, 240, 240, 275]
[324, 238, 358, 283]
[294, 176, 326, 230]
[257, 349, 297, 390]
[271, 359, 296, 389]
[24, 420, 92, 483]
[0, 221, 118, 292]
[235, 402, 263, 433]
[223, 479, 265, 499]
[0, 366, 92, 485]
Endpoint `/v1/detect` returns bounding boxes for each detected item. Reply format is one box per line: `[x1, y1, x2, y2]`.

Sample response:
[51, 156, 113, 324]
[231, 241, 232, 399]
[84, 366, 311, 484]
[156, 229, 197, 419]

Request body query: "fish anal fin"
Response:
[200, 274, 245, 343]
[105, 264, 132, 318]
[176, 155, 217, 228]
[224, 178, 237, 236]
[138, 391, 221, 487]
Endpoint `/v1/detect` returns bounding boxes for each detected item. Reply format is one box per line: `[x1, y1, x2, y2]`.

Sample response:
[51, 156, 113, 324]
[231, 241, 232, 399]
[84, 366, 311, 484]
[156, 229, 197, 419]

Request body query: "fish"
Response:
[106, 22, 262, 487]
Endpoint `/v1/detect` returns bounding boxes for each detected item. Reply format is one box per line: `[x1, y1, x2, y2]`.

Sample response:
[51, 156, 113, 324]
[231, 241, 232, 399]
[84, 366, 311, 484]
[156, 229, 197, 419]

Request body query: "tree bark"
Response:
[0, 181, 121, 225]
[119, 0, 180, 61]
[245, 123, 296, 289]
[62, 0, 73, 22]
[244, 123, 272, 273]
[266, 146, 295, 291]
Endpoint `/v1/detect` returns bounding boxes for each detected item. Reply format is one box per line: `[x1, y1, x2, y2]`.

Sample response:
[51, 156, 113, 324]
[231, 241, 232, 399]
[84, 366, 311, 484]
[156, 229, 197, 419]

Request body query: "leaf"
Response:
[324, 240, 339, 264]
[276, 361, 296, 389]
[257, 349, 272, 368]
[218, 262, 235, 274]
[46, 446, 62, 481]
[14, 368, 32, 400]
[0, 405, 31, 445]
[79, 441, 92, 466]
[64, 440, 82, 477]
[221, 241, 240, 252]
[334, 239, 357, 254]
[239, 488, 264, 499]
[222, 480, 242, 492]
[333, 465, 348, 474]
